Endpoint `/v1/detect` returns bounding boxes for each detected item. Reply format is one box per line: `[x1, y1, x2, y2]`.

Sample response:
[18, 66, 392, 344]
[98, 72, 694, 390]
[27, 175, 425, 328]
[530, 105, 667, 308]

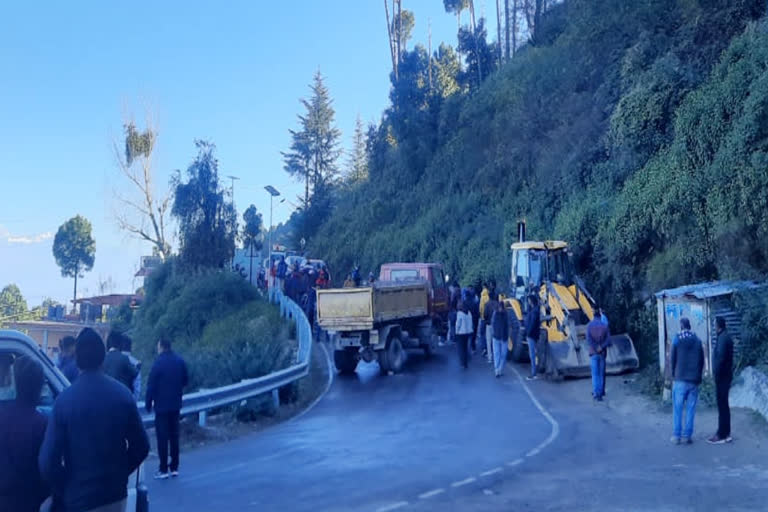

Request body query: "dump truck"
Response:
[504, 223, 639, 378]
[317, 263, 448, 374]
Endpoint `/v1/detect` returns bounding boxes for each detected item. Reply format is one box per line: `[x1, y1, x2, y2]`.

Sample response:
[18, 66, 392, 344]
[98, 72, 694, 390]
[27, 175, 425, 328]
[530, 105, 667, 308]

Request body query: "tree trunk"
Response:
[512, 0, 518, 55]
[395, 0, 402, 64]
[73, 269, 78, 314]
[534, 0, 543, 43]
[469, 0, 482, 84]
[496, 0, 502, 65]
[504, 0, 511, 60]
[428, 18, 433, 91]
[384, 0, 397, 80]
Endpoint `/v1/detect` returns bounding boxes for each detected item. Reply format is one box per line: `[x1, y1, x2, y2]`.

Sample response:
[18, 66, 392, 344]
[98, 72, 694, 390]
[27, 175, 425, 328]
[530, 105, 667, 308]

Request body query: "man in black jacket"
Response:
[708, 316, 734, 444]
[103, 330, 138, 392]
[0, 355, 49, 512]
[524, 295, 541, 380]
[146, 337, 189, 479]
[669, 317, 705, 445]
[39, 327, 149, 512]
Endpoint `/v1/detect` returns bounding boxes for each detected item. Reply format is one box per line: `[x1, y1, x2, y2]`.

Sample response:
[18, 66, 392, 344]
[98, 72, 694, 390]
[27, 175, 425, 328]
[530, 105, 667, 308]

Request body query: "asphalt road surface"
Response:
[148, 344, 767, 512]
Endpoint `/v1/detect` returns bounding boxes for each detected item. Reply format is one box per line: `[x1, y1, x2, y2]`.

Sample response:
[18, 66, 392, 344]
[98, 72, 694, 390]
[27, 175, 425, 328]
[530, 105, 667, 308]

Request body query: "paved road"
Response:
[148, 344, 768, 511]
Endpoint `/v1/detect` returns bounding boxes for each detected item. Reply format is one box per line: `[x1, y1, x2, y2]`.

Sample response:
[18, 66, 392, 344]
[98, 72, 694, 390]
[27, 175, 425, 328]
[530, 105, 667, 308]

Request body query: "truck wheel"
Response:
[381, 336, 405, 374]
[334, 350, 358, 374]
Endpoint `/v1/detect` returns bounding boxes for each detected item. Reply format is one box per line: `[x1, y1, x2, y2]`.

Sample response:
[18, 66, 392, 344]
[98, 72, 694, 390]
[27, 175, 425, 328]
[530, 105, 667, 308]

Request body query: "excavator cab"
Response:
[505, 224, 639, 378]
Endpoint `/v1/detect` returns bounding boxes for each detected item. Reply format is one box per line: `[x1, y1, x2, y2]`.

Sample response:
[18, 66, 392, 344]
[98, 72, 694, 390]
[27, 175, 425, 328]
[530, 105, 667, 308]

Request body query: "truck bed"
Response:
[317, 280, 429, 331]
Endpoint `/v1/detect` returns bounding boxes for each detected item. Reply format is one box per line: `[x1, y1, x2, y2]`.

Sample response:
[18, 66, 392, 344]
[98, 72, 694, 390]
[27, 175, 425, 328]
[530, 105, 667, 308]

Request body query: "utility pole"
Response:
[264, 185, 281, 290]
[226, 175, 240, 204]
[428, 18, 433, 92]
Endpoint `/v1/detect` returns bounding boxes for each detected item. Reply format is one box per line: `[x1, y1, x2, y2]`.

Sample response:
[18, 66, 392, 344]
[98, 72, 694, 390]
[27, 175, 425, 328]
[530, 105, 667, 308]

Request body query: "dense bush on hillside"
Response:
[126, 260, 292, 391]
[309, 0, 767, 364]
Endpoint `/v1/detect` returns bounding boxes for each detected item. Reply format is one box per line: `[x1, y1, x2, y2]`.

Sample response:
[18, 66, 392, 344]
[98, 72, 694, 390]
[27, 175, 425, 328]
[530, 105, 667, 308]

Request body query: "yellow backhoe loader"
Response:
[504, 223, 639, 378]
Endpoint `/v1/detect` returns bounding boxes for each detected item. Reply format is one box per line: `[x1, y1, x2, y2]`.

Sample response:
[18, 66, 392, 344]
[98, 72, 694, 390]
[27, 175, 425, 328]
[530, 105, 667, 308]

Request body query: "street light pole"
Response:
[264, 185, 281, 288]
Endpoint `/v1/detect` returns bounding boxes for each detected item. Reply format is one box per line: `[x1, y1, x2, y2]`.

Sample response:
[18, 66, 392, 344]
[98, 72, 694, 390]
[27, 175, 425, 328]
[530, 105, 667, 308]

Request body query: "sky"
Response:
[0, 1, 496, 307]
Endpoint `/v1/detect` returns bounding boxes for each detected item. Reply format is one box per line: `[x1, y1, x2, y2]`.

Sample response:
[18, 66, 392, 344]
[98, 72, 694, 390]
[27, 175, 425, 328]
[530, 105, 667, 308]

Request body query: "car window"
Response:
[431, 269, 443, 290]
[0, 350, 57, 409]
[390, 269, 420, 281]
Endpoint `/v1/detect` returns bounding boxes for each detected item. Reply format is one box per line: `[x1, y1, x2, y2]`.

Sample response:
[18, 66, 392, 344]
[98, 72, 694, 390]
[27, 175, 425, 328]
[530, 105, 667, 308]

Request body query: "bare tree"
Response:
[468, 0, 482, 83]
[112, 109, 172, 260]
[496, 0, 503, 65]
[384, 0, 398, 80]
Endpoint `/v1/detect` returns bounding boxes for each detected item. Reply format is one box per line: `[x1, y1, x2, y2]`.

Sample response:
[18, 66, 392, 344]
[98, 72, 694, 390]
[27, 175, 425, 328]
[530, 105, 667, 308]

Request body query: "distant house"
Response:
[655, 281, 766, 379]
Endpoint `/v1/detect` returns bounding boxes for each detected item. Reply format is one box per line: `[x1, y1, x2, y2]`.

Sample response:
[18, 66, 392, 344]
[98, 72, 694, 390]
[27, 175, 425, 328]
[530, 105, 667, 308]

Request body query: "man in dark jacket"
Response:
[524, 295, 541, 380]
[708, 316, 734, 444]
[586, 309, 611, 401]
[57, 335, 79, 383]
[491, 301, 509, 377]
[483, 293, 500, 364]
[103, 330, 138, 392]
[146, 337, 189, 479]
[39, 328, 149, 512]
[0, 355, 49, 512]
[669, 317, 705, 445]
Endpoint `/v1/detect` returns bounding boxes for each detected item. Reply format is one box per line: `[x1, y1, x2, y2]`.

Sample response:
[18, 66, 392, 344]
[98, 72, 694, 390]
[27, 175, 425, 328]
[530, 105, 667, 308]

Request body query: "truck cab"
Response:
[378, 263, 449, 321]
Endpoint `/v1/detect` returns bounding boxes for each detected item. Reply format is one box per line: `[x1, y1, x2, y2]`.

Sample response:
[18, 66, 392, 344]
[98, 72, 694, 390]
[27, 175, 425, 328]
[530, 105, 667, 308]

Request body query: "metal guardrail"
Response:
[139, 287, 313, 426]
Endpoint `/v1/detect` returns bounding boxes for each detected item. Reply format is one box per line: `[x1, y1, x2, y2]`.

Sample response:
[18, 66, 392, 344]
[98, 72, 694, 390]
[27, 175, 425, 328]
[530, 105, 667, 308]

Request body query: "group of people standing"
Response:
[0, 327, 189, 512]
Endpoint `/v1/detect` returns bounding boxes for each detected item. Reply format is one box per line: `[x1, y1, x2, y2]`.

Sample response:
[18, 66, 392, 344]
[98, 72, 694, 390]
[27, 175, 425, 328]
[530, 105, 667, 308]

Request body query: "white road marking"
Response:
[375, 501, 409, 512]
[507, 458, 524, 467]
[526, 447, 541, 457]
[289, 342, 335, 424]
[451, 477, 477, 487]
[418, 488, 445, 499]
[480, 467, 503, 477]
[511, 366, 561, 455]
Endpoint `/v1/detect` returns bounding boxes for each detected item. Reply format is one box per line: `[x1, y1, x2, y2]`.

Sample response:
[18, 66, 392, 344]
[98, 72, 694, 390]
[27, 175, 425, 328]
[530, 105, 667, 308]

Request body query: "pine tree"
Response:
[282, 71, 342, 208]
[346, 115, 368, 184]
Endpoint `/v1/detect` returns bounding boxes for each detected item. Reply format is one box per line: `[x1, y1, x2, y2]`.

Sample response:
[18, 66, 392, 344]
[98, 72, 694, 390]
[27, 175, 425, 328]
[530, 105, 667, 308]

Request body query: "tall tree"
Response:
[458, 18, 495, 90]
[443, 0, 470, 44]
[282, 71, 342, 210]
[0, 284, 28, 321]
[434, 43, 461, 97]
[53, 215, 96, 308]
[496, 0, 503, 65]
[392, 9, 415, 57]
[384, 0, 398, 80]
[113, 113, 172, 260]
[242, 204, 264, 251]
[504, 0, 511, 58]
[172, 141, 237, 269]
[468, 0, 482, 83]
[346, 115, 369, 184]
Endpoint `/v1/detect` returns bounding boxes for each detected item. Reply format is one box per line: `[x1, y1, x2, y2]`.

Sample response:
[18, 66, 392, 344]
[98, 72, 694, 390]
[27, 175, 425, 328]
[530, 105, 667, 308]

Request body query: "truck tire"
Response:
[511, 329, 527, 363]
[380, 336, 405, 375]
[334, 349, 358, 374]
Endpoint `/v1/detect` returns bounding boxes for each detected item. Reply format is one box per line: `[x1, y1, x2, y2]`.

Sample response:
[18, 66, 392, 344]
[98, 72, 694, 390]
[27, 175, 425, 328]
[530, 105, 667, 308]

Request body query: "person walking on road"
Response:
[708, 316, 734, 444]
[670, 317, 705, 445]
[276, 256, 288, 292]
[491, 301, 509, 378]
[0, 355, 50, 512]
[104, 330, 139, 392]
[57, 335, 79, 383]
[122, 334, 142, 401]
[587, 307, 611, 401]
[448, 281, 460, 345]
[484, 292, 499, 364]
[39, 328, 149, 512]
[524, 295, 541, 380]
[146, 337, 189, 480]
[455, 301, 474, 369]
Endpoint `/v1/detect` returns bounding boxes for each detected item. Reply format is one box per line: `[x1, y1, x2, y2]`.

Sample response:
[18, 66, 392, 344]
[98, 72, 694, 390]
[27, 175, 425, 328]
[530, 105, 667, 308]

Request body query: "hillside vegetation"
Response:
[309, 0, 768, 362]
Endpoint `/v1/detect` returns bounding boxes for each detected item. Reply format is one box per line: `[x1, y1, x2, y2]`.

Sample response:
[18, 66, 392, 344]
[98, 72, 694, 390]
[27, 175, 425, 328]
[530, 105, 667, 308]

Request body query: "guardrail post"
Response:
[198, 410, 207, 427]
[271, 389, 280, 411]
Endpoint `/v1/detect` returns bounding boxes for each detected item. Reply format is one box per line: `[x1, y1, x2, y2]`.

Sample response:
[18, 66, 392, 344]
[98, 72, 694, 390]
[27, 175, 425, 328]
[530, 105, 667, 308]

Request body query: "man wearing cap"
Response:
[39, 327, 149, 512]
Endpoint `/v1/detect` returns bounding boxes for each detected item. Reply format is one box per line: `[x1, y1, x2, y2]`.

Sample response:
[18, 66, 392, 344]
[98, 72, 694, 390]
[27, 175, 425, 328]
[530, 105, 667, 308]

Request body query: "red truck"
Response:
[317, 262, 449, 374]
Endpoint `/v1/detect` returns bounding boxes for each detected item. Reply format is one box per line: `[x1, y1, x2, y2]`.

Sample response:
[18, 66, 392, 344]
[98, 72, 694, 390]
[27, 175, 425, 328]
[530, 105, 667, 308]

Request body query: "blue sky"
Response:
[0, 1, 494, 306]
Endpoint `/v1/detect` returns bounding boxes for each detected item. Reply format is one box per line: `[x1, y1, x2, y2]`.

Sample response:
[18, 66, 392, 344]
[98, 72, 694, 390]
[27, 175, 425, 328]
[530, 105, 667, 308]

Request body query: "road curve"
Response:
[148, 345, 553, 512]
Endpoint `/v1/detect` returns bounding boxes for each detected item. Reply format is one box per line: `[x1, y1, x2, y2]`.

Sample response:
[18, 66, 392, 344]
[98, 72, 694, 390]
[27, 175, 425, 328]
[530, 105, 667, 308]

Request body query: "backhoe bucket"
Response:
[539, 340, 591, 379]
[605, 334, 639, 374]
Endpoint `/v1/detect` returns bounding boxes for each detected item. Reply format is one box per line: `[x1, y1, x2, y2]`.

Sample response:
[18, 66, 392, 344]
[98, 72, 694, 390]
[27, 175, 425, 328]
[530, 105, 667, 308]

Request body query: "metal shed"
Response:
[655, 280, 765, 379]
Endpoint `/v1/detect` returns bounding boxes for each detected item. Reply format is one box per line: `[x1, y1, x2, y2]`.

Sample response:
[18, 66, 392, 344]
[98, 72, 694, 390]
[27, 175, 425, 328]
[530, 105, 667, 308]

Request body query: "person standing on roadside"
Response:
[491, 301, 509, 378]
[708, 316, 734, 444]
[455, 301, 474, 369]
[524, 295, 540, 381]
[448, 281, 460, 345]
[57, 335, 79, 383]
[587, 307, 611, 401]
[276, 256, 288, 292]
[0, 356, 50, 512]
[484, 292, 499, 364]
[104, 330, 138, 392]
[39, 328, 149, 512]
[122, 334, 142, 401]
[670, 317, 705, 445]
[146, 337, 189, 480]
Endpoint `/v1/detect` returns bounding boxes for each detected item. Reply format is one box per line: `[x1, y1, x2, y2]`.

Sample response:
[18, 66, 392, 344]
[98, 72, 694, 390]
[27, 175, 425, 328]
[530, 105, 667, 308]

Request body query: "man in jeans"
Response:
[524, 295, 540, 381]
[146, 337, 188, 479]
[669, 317, 705, 445]
[587, 307, 610, 401]
[708, 316, 734, 444]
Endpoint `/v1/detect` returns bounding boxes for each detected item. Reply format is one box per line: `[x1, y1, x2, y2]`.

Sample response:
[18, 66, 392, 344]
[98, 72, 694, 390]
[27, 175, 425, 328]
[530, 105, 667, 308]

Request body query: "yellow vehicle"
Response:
[504, 225, 639, 378]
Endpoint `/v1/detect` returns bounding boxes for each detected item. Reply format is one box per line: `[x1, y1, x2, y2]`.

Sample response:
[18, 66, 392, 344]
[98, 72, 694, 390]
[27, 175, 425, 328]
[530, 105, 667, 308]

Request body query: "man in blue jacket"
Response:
[524, 295, 541, 380]
[586, 308, 611, 401]
[39, 328, 149, 512]
[146, 337, 189, 479]
[669, 317, 705, 445]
